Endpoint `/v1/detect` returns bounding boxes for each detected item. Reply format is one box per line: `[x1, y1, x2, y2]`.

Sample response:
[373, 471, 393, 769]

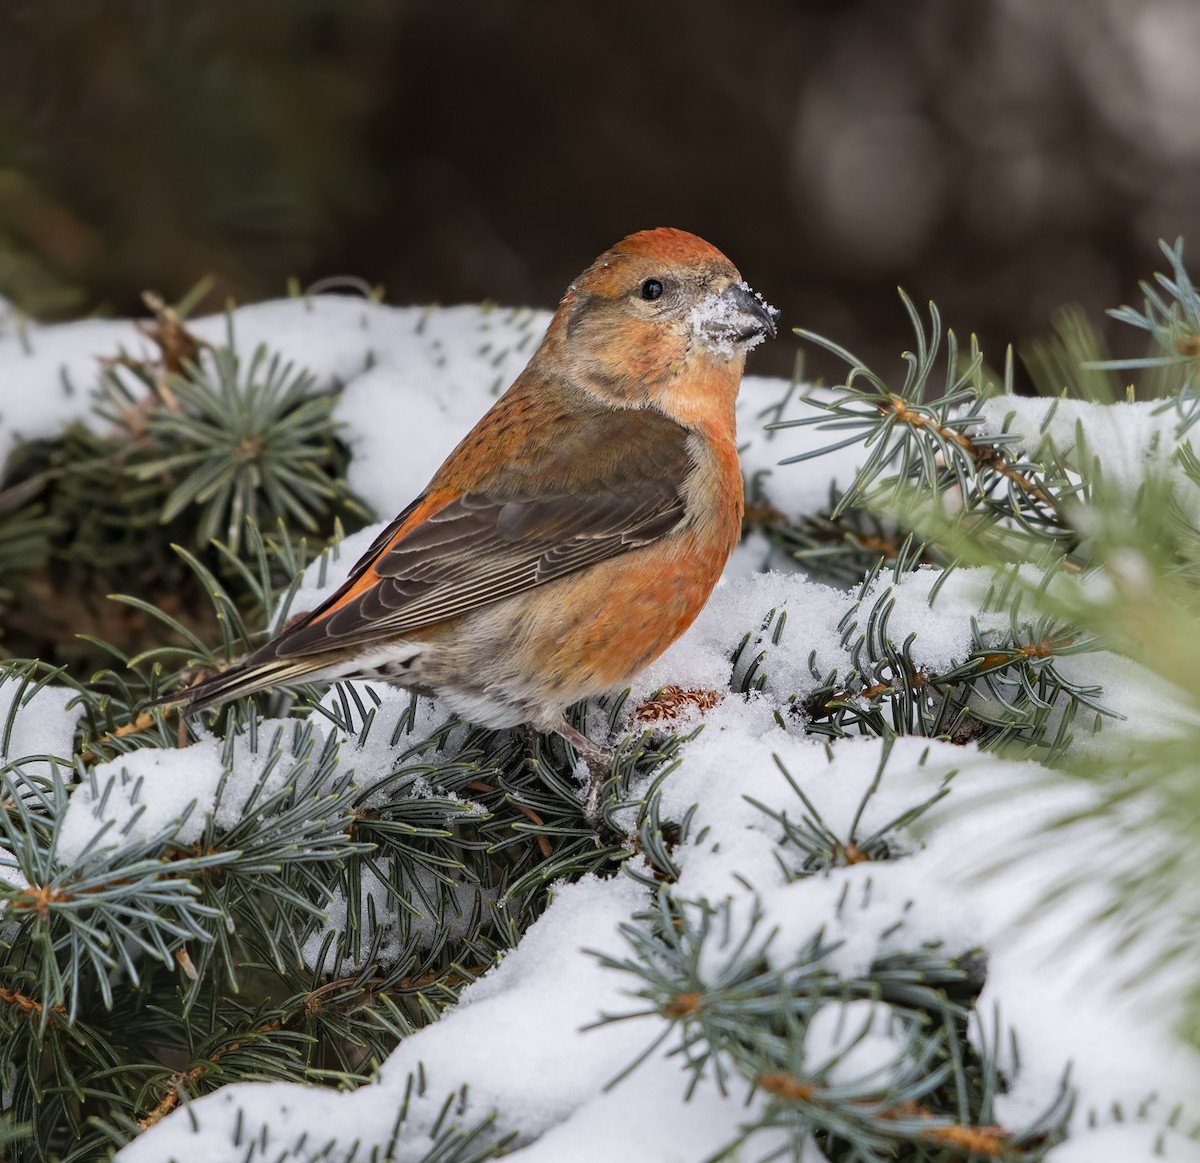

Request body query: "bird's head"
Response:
[547, 227, 779, 415]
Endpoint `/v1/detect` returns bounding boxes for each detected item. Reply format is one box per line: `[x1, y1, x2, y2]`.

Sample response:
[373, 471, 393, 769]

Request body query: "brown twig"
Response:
[467, 779, 552, 858]
[879, 393, 1059, 511]
[303, 974, 386, 1018]
[0, 984, 65, 1021]
[136, 291, 207, 398]
[139, 1018, 283, 1129]
[813, 628, 1073, 726]
[98, 291, 208, 443]
[77, 709, 157, 763]
[138, 1065, 206, 1130]
[7, 884, 72, 922]
[759, 1072, 1011, 1157]
[742, 500, 788, 527]
[660, 991, 706, 1019]
[758, 1072, 816, 1102]
[922, 1123, 1010, 1154]
[974, 634, 1075, 672]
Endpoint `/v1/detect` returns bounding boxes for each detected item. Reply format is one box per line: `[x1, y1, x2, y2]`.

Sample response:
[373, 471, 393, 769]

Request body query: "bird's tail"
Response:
[149, 656, 331, 718]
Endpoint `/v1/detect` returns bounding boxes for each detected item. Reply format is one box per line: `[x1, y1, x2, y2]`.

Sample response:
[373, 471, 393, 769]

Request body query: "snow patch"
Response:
[0, 677, 81, 783]
[58, 720, 319, 861]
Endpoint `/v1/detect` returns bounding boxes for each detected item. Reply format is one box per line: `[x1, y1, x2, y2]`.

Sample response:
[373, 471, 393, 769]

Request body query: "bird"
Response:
[168, 227, 778, 824]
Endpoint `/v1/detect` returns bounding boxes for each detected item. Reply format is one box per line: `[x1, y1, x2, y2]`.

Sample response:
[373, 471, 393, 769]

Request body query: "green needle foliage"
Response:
[0, 522, 671, 1160]
[752, 237, 1200, 1048]
[0, 299, 370, 669]
[591, 754, 1071, 1163]
[126, 341, 366, 553]
[1102, 237, 1200, 424]
[775, 298, 1078, 564]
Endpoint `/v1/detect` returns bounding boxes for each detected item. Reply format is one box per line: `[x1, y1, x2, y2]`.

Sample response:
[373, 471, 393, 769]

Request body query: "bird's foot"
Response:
[581, 755, 611, 830]
[554, 717, 614, 830]
[522, 723, 539, 767]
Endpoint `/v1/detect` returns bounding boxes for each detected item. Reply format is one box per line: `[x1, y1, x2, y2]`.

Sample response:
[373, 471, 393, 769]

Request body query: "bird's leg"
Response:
[554, 718, 614, 828]
[522, 723, 539, 766]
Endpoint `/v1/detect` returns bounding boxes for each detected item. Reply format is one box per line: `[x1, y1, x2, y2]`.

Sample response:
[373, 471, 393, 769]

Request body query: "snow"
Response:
[57, 720, 319, 861]
[1047, 1123, 1198, 1163]
[0, 315, 144, 464]
[738, 381, 875, 519]
[0, 294, 549, 512]
[310, 680, 465, 806]
[95, 606, 1199, 1161]
[686, 281, 779, 359]
[107, 718, 1200, 1162]
[977, 393, 1200, 513]
[801, 999, 912, 1085]
[502, 1060, 823, 1163]
[1, 293, 1197, 1161]
[333, 303, 548, 514]
[0, 674, 82, 783]
[627, 564, 1006, 716]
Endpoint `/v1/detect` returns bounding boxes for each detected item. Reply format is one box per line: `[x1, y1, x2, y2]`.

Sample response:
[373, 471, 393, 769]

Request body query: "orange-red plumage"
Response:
[174, 227, 778, 822]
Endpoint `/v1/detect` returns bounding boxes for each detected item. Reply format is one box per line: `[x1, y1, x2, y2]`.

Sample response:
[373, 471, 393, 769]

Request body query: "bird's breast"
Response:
[681, 428, 745, 559]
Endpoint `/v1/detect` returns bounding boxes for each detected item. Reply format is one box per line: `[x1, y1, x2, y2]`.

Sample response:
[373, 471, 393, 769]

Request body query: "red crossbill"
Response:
[174, 228, 777, 822]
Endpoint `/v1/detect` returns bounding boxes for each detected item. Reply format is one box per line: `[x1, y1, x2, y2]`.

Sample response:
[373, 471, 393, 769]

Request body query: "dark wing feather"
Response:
[263, 405, 696, 659]
[276, 483, 685, 656]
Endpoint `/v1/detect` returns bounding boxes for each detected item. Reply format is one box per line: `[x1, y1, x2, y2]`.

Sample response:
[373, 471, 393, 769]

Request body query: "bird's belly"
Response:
[525, 539, 722, 686]
[411, 525, 734, 727]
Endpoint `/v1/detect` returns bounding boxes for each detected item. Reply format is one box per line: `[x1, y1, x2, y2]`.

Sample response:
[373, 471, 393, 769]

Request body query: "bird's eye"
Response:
[640, 278, 664, 301]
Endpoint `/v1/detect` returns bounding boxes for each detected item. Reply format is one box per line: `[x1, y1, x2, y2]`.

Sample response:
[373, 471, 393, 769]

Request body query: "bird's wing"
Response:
[257, 411, 695, 660]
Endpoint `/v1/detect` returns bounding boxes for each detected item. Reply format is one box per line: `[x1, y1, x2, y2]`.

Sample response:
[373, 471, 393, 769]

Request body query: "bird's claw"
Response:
[550, 716, 614, 832]
[581, 756, 611, 830]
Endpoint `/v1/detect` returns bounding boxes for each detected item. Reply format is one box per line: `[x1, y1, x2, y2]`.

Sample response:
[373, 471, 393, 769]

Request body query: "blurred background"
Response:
[2, 0, 1199, 384]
